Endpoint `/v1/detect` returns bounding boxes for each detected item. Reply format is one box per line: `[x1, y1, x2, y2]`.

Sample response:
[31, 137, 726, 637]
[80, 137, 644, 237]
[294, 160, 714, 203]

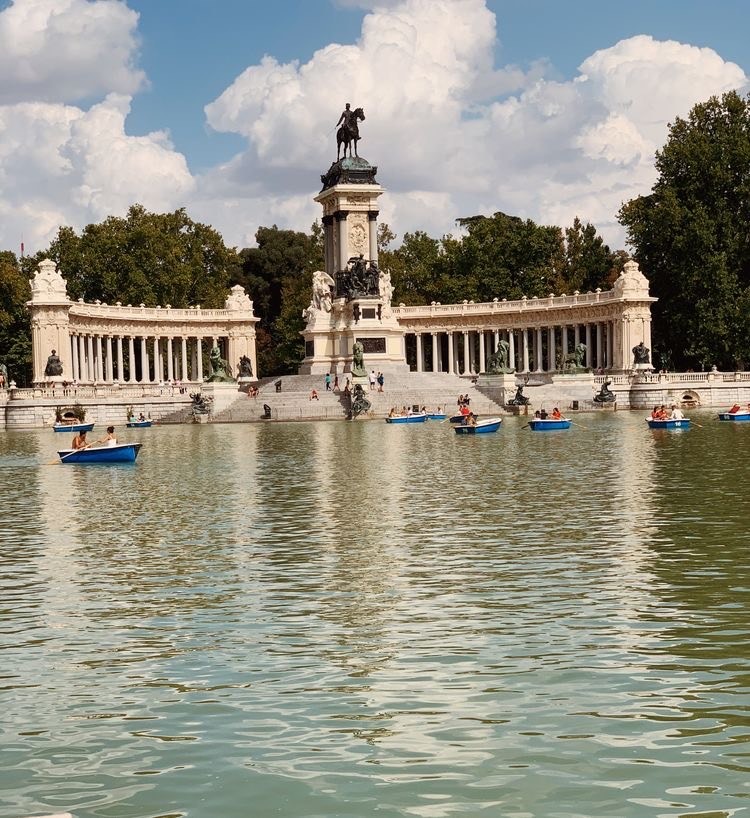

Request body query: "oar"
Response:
[569, 420, 589, 430]
[49, 443, 92, 464]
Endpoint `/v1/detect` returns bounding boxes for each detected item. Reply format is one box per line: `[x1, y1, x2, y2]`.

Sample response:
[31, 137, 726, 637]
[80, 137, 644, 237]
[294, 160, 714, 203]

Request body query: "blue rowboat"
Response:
[718, 412, 750, 422]
[528, 418, 571, 431]
[454, 417, 502, 435]
[646, 417, 690, 430]
[426, 413, 447, 421]
[57, 443, 142, 464]
[126, 419, 152, 428]
[385, 413, 428, 424]
[449, 413, 477, 424]
[53, 421, 94, 433]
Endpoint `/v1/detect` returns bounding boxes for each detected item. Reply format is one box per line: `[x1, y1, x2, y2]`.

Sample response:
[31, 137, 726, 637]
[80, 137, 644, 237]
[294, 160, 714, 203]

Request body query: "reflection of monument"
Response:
[299, 104, 408, 376]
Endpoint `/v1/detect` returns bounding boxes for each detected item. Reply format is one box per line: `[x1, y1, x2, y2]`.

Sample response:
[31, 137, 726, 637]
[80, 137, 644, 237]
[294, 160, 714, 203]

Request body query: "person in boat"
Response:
[466, 412, 477, 426]
[459, 403, 471, 417]
[670, 404, 685, 420]
[728, 403, 741, 414]
[138, 413, 146, 422]
[98, 426, 117, 446]
[650, 405, 661, 419]
[540, 409, 548, 419]
[551, 407, 563, 420]
[655, 405, 668, 419]
[388, 407, 397, 418]
[534, 410, 541, 419]
[436, 405, 443, 414]
[71, 430, 88, 450]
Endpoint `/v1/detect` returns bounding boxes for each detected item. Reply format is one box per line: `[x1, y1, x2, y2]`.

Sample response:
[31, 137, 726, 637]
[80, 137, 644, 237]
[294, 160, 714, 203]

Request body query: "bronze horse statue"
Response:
[337, 107, 365, 160]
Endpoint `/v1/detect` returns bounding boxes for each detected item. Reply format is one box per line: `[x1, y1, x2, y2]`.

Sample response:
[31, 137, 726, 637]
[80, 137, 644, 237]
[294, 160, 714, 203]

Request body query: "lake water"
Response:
[1, 413, 749, 818]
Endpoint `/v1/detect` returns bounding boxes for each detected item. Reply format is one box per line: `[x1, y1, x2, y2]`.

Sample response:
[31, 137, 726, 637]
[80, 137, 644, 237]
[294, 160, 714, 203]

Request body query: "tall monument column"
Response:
[299, 103, 407, 375]
[27, 259, 72, 385]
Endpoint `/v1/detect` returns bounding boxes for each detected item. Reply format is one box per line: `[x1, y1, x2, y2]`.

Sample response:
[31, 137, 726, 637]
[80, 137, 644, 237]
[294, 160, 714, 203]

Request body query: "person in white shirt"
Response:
[670, 405, 684, 420]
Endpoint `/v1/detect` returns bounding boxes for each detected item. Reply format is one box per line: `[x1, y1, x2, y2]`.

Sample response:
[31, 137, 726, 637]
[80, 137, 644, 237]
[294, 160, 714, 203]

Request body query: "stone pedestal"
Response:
[474, 372, 518, 406]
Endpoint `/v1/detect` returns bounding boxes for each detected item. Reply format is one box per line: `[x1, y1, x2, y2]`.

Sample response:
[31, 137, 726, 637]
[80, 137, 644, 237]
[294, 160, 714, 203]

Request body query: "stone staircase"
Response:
[212, 371, 508, 422]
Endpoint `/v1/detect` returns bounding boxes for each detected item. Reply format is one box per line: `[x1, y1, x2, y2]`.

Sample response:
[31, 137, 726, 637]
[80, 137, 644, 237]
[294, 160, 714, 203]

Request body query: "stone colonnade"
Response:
[394, 264, 656, 375]
[28, 260, 258, 385]
[401, 321, 618, 375]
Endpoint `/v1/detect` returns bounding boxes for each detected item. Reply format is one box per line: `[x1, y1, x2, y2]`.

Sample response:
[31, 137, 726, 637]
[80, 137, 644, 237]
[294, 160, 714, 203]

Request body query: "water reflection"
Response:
[1, 415, 749, 818]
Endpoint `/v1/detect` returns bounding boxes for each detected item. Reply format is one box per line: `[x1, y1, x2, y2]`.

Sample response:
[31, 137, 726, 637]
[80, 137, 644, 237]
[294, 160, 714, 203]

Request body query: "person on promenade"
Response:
[333, 374, 339, 391]
[71, 430, 88, 450]
[98, 426, 117, 446]
[325, 373, 331, 391]
[310, 389, 319, 400]
[369, 370, 377, 391]
[377, 372, 384, 392]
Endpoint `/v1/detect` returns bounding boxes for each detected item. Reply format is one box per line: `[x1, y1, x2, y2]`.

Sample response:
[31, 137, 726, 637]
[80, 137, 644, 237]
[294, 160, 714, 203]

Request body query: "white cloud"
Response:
[200, 0, 747, 249]
[0, 0, 145, 104]
[0, 0, 747, 257]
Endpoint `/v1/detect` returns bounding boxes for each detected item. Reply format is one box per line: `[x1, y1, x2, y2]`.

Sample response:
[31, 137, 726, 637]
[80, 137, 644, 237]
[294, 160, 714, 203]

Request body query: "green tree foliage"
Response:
[49, 205, 236, 308]
[0, 251, 32, 385]
[619, 91, 750, 370]
[232, 224, 324, 374]
[384, 212, 614, 307]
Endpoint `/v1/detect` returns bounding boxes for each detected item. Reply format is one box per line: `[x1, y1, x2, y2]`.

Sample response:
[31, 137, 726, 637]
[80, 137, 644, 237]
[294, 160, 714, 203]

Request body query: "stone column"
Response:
[181, 337, 189, 382]
[322, 215, 334, 278]
[447, 331, 455, 374]
[479, 331, 486, 373]
[368, 211, 378, 263]
[585, 324, 592, 368]
[70, 334, 79, 381]
[95, 336, 103, 382]
[548, 326, 555, 371]
[607, 322, 614, 369]
[415, 333, 423, 372]
[86, 335, 94, 383]
[336, 211, 349, 272]
[522, 329, 530, 372]
[153, 337, 161, 383]
[140, 336, 150, 383]
[105, 336, 114, 382]
[117, 337, 124, 383]
[197, 338, 204, 382]
[166, 338, 174, 382]
[536, 328, 544, 371]
[128, 337, 135, 382]
[431, 333, 438, 372]
[574, 324, 580, 348]
[462, 332, 469, 375]
[596, 323, 603, 369]
[561, 326, 569, 361]
[508, 330, 516, 371]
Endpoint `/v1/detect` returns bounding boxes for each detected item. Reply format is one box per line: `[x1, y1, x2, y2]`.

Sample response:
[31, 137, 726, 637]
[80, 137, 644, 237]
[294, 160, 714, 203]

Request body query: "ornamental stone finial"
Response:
[225, 284, 253, 312]
[614, 259, 650, 296]
[30, 259, 69, 304]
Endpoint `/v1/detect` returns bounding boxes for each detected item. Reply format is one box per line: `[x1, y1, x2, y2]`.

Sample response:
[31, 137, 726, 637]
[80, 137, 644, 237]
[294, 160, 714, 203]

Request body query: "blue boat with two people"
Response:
[57, 442, 143, 464]
[385, 411, 428, 424]
[454, 417, 502, 435]
[718, 404, 750, 421]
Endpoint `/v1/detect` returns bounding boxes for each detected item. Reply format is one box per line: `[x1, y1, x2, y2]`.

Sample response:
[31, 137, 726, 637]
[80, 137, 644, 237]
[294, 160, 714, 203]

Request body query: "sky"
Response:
[1, 0, 748, 257]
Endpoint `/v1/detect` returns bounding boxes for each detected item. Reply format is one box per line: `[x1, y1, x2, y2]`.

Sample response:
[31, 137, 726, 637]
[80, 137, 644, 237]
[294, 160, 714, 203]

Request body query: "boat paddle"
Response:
[569, 420, 589, 430]
[49, 442, 93, 465]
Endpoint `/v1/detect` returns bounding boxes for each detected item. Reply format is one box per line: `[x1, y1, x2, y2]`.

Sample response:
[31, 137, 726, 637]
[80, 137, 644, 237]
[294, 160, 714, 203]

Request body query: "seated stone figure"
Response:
[593, 379, 616, 403]
[44, 349, 63, 377]
[507, 384, 530, 406]
[349, 383, 372, 419]
[206, 345, 234, 383]
[486, 339, 512, 374]
[237, 354, 253, 378]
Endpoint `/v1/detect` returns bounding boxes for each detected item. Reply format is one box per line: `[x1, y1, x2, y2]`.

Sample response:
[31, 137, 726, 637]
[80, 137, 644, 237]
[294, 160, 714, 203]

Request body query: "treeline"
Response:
[3, 90, 749, 382]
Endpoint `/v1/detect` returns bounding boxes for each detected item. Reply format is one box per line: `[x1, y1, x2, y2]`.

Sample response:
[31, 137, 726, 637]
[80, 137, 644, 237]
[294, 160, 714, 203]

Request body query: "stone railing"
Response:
[393, 290, 616, 319]
[9, 383, 199, 400]
[69, 302, 244, 321]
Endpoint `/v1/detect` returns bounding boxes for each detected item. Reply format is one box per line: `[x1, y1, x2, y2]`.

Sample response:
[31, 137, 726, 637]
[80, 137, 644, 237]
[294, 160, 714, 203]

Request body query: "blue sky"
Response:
[0, 0, 748, 253]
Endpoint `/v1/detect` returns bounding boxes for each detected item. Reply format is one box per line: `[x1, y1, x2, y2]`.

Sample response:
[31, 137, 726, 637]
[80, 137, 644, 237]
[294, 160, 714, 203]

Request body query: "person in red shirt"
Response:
[729, 403, 741, 414]
[551, 407, 562, 419]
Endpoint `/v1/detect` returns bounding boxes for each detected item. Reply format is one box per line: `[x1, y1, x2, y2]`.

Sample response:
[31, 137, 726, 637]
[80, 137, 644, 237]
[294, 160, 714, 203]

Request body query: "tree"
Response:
[562, 217, 618, 293]
[0, 252, 32, 385]
[619, 91, 750, 370]
[48, 205, 236, 309]
[233, 224, 324, 374]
